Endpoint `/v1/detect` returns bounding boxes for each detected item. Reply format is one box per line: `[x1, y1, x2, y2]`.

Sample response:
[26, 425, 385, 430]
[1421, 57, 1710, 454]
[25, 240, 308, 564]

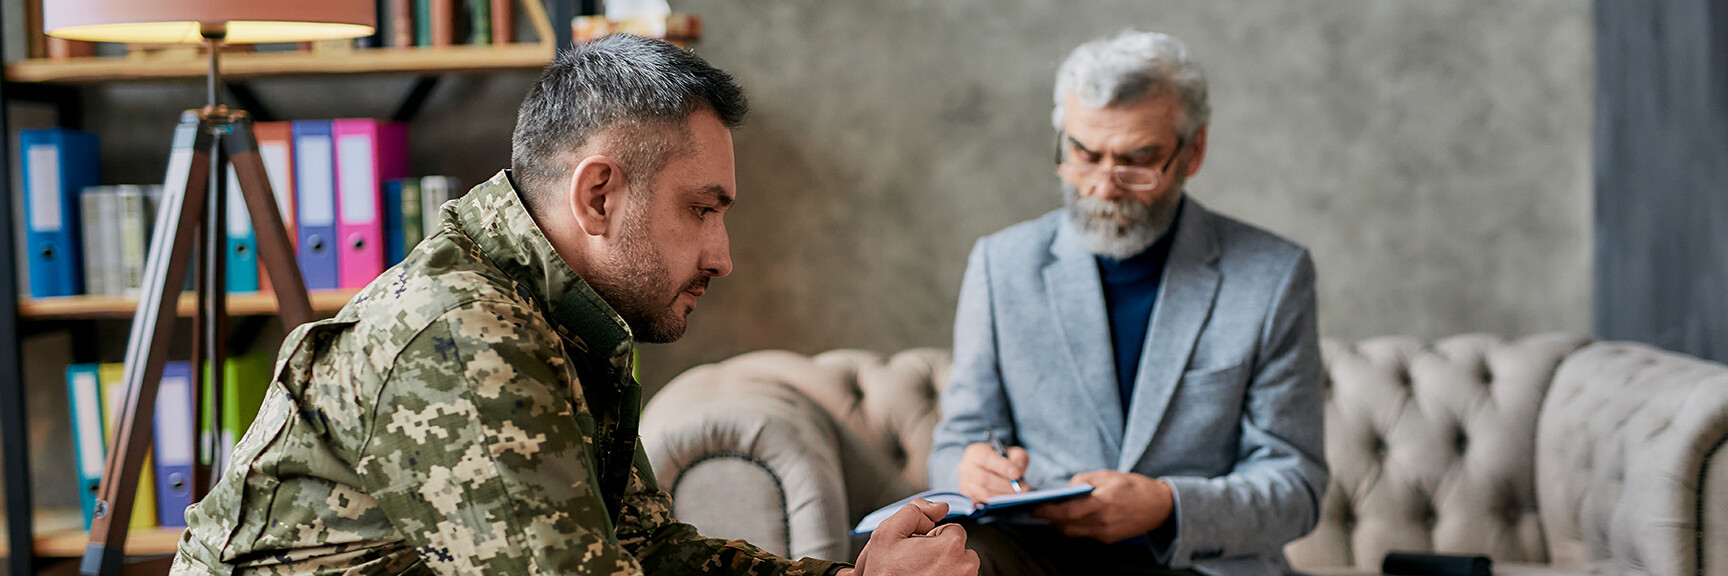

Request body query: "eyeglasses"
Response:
[1054, 132, 1186, 192]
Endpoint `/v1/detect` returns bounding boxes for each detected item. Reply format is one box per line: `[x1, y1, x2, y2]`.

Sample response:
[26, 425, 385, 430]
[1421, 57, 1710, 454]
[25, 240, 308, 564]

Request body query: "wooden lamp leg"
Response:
[82, 109, 214, 576]
[82, 104, 318, 576]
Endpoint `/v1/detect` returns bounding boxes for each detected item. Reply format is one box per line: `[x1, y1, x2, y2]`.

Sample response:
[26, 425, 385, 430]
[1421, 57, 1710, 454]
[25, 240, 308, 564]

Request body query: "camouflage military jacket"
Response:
[171, 171, 842, 576]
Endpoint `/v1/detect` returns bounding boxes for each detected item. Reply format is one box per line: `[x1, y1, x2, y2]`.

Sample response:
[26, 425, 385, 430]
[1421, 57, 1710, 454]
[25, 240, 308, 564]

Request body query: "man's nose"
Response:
[1089, 166, 1130, 202]
[702, 229, 733, 278]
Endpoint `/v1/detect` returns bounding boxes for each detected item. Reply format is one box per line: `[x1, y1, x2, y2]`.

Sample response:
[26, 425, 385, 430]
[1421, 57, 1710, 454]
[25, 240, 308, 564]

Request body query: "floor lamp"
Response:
[43, 4, 374, 575]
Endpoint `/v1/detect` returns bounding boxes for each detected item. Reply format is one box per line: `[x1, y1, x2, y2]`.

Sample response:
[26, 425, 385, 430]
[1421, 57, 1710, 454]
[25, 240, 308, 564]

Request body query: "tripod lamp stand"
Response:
[44, 3, 374, 575]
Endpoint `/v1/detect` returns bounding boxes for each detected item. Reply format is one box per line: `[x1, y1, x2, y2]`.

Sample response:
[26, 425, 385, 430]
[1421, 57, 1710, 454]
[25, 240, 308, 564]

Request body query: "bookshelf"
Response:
[7, 44, 555, 84]
[0, 7, 706, 572]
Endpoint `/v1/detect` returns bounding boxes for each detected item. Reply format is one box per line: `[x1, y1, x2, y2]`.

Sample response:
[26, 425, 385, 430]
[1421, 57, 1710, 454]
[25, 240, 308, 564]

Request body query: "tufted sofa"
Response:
[640, 334, 1728, 575]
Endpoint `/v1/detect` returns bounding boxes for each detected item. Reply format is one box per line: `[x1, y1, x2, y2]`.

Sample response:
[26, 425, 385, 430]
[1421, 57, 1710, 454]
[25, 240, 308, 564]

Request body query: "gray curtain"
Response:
[1595, 0, 1728, 363]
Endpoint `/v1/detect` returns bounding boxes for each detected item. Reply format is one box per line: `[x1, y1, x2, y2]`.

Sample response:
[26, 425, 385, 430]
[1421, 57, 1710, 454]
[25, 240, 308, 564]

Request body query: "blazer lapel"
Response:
[1043, 220, 1125, 456]
[1118, 200, 1221, 471]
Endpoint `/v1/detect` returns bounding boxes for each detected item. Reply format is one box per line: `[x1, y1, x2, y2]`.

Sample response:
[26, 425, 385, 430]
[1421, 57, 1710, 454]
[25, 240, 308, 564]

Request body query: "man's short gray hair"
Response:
[1052, 30, 1209, 139]
[512, 34, 747, 215]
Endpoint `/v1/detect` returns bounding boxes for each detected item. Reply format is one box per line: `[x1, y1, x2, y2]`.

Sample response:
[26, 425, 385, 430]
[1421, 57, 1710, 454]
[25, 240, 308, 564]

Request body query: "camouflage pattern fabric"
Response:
[171, 171, 843, 576]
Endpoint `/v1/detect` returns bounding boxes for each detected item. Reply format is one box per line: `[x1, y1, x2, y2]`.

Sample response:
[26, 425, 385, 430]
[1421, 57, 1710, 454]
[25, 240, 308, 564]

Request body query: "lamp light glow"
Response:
[44, 1, 375, 44]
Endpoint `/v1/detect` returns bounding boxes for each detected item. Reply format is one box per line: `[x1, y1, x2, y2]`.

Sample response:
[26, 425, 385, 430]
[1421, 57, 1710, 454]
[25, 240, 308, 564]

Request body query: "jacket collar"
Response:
[454, 170, 635, 368]
[1043, 193, 1222, 466]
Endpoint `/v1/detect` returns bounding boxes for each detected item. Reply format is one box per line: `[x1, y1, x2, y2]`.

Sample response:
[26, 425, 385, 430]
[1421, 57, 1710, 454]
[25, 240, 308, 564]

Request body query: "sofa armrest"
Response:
[641, 351, 853, 563]
[1538, 341, 1728, 576]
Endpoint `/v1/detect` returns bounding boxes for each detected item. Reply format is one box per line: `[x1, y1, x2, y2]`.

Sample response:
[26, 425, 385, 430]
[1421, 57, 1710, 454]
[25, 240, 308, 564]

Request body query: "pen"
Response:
[987, 431, 1025, 493]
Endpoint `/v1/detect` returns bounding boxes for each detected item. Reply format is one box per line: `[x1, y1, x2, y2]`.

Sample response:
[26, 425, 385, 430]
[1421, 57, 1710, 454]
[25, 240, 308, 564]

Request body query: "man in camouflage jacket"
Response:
[171, 35, 977, 576]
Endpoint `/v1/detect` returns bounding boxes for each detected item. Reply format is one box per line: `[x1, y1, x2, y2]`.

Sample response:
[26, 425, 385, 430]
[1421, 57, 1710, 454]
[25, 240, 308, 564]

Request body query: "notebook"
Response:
[851, 483, 1094, 535]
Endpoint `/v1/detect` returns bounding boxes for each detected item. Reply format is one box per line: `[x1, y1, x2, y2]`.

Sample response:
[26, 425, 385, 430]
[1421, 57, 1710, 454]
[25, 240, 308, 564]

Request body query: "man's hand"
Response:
[1032, 470, 1173, 544]
[844, 499, 978, 576]
[957, 442, 1029, 502]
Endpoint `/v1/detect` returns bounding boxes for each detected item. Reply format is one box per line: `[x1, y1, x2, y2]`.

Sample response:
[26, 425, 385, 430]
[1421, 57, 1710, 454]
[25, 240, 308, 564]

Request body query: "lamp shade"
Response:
[44, 0, 375, 44]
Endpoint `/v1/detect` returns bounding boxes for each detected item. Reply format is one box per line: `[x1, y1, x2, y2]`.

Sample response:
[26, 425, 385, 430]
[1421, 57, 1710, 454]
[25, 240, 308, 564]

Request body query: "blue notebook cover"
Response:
[152, 362, 195, 527]
[292, 121, 339, 290]
[224, 167, 260, 293]
[65, 363, 106, 529]
[851, 483, 1094, 535]
[22, 129, 100, 298]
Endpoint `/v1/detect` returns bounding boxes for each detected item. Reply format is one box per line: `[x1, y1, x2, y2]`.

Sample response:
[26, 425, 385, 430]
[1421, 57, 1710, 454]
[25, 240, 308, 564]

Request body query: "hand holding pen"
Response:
[987, 431, 1026, 493]
[959, 431, 1030, 502]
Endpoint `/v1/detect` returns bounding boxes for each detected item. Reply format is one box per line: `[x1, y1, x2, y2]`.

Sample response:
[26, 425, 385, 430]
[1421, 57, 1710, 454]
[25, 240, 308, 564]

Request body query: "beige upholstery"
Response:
[1536, 341, 1728, 576]
[641, 349, 949, 561]
[641, 335, 1728, 575]
[1284, 334, 1588, 567]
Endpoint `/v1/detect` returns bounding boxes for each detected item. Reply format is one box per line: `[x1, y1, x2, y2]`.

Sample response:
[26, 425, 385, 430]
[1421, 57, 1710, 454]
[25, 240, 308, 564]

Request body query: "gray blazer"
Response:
[928, 198, 1328, 575]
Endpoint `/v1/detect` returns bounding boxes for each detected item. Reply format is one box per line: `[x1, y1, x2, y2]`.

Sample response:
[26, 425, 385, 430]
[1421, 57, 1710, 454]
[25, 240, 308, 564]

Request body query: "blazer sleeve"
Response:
[928, 239, 1016, 491]
[1154, 251, 1330, 567]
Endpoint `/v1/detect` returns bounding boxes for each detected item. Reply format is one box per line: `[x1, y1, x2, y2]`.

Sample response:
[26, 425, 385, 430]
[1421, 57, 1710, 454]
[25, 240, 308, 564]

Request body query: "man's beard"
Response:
[585, 201, 709, 344]
[1062, 181, 1182, 260]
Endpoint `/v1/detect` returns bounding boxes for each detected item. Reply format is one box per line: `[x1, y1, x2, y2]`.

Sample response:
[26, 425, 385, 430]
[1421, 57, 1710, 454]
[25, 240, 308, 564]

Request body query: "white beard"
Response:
[1062, 181, 1182, 259]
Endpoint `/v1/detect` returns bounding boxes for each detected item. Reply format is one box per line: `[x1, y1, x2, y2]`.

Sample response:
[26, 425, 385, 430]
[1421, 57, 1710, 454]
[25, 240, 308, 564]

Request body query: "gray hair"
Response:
[1052, 30, 1209, 139]
[512, 34, 748, 214]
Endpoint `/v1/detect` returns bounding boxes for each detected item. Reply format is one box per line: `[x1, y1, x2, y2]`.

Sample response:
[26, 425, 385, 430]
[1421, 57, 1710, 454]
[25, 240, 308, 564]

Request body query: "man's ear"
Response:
[566, 155, 628, 237]
[1182, 125, 1209, 178]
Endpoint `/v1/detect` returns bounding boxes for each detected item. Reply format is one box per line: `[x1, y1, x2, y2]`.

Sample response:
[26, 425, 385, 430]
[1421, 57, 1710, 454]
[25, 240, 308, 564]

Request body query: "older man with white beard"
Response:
[927, 30, 1328, 576]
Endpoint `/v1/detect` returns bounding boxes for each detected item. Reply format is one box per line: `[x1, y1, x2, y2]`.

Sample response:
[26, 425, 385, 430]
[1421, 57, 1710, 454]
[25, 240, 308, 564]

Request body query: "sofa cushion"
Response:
[1286, 333, 1587, 569]
[642, 351, 854, 561]
[1538, 341, 1728, 576]
[671, 456, 792, 556]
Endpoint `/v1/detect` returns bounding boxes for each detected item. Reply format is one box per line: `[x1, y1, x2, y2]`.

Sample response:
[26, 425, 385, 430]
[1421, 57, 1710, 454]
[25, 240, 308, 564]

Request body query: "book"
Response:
[414, 0, 434, 46]
[78, 186, 112, 297]
[98, 363, 159, 529]
[469, 0, 492, 45]
[253, 121, 298, 241]
[431, 0, 456, 46]
[65, 364, 106, 529]
[22, 128, 100, 298]
[420, 175, 461, 234]
[224, 166, 260, 293]
[152, 362, 195, 528]
[98, 186, 124, 296]
[490, 0, 515, 44]
[850, 484, 1094, 535]
[332, 119, 410, 289]
[46, 37, 96, 59]
[201, 350, 273, 472]
[384, 178, 423, 266]
[254, 121, 297, 294]
[116, 184, 153, 296]
[292, 120, 340, 291]
[390, 0, 415, 47]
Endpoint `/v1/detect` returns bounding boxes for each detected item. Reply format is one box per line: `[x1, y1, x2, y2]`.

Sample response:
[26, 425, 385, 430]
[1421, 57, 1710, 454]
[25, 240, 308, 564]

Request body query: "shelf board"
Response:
[7, 43, 555, 84]
[0, 509, 181, 558]
[33, 527, 183, 558]
[18, 289, 358, 321]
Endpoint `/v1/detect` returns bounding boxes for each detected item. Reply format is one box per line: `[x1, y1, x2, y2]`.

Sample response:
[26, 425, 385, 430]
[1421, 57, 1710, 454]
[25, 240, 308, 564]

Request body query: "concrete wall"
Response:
[643, 0, 1594, 390]
[16, 0, 1593, 513]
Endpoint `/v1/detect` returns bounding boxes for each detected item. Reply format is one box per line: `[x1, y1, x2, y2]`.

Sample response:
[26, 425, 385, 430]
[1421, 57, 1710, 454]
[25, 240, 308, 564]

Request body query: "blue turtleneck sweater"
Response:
[1094, 201, 1182, 412]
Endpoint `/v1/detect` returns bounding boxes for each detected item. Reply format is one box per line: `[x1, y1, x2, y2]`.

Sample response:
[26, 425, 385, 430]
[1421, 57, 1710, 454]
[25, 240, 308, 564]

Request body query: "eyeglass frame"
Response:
[1053, 130, 1187, 192]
